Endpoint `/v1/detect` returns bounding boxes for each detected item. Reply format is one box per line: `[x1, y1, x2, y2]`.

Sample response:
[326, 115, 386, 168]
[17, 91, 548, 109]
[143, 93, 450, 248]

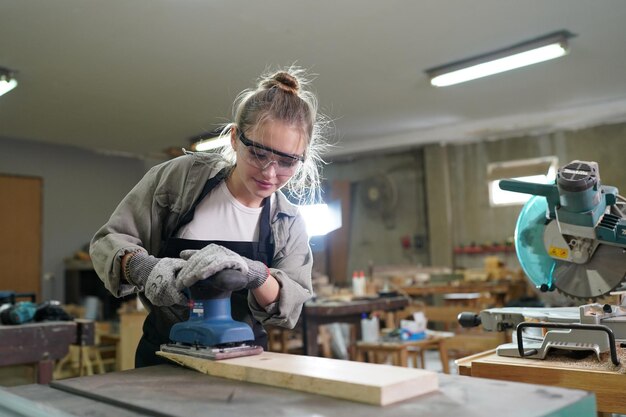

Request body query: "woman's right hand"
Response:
[175, 244, 249, 290]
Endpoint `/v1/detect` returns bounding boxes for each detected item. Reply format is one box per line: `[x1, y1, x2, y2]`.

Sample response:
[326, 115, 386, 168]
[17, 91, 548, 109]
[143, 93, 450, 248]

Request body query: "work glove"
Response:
[176, 244, 269, 291]
[126, 253, 188, 306]
[192, 269, 249, 293]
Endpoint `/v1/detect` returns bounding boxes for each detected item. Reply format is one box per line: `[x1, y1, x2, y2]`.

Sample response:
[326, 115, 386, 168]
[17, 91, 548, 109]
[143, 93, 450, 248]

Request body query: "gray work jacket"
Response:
[89, 151, 313, 329]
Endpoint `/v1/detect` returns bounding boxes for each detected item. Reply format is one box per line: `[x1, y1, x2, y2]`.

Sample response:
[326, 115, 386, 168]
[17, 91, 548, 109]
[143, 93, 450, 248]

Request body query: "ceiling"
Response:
[2, 1, 626, 161]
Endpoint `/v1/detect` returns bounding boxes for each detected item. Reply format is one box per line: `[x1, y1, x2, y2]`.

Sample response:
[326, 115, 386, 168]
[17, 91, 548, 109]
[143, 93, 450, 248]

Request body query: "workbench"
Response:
[401, 282, 512, 306]
[302, 296, 409, 356]
[456, 348, 626, 416]
[0, 320, 93, 384]
[2, 363, 596, 417]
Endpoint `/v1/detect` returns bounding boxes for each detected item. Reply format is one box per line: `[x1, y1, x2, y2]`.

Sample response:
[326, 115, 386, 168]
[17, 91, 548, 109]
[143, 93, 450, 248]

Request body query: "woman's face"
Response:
[230, 120, 306, 207]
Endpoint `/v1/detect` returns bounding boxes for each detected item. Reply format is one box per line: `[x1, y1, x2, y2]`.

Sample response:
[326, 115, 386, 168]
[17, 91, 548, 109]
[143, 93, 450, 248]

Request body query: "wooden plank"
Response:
[468, 351, 626, 415]
[454, 348, 496, 376]
[156, 350, 438, 406]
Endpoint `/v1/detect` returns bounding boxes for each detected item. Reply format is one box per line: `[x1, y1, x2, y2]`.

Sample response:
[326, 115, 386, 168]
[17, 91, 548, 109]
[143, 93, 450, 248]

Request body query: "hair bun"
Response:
[263, 71, 300, 94]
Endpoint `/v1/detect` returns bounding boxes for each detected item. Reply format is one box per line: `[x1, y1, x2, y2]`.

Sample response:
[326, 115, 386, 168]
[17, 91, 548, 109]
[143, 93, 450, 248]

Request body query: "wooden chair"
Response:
[421, 305, 507, 373]
[355, 342, 409, 367]
[390, 303, 507, 373]
[54, 307, 119, 379]
[438, 333, 505, 374]
[266, 325, 333, 358]
[355, 336, 445, 368]
[395, 304, 457, 368]
[353, 304, 447, 369]
[266, 325, 304, 354]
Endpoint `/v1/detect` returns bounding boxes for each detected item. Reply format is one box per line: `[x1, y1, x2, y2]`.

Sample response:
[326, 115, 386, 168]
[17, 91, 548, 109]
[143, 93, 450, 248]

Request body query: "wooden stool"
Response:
[355, 341, 409, 367]
[54, 320, 116, 379]
[355, 337, 446, 368]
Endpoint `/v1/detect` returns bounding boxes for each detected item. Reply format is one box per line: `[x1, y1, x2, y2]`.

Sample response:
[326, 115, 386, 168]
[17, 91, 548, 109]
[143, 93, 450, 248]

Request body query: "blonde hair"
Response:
[218, 66, 328, 204]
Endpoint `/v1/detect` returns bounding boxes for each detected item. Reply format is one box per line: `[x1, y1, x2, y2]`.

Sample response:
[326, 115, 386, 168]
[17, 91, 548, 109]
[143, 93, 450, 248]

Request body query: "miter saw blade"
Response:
[514, 195, 555, 290]
[552, 244, 626, 300]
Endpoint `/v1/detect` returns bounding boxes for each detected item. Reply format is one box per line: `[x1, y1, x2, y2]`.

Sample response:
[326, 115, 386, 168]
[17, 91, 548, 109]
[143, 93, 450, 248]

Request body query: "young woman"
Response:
[90, 67, 327, 367]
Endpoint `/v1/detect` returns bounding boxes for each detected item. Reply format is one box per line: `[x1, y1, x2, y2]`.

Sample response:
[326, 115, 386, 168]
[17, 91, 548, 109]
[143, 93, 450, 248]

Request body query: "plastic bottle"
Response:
[352, 271, 365, 297]
[360, 313, 379, 342]
[359, 270, 367, 294]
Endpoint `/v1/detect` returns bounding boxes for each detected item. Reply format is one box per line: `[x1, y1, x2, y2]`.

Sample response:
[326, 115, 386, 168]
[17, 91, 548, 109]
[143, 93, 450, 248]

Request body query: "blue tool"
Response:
[0, 291, 38, 325]
[160, 269, 263, 360]
[0, 301, 37, 325]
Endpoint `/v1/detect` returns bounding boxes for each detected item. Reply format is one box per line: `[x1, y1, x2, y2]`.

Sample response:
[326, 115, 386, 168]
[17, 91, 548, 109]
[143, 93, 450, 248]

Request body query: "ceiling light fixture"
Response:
[425, 30, 574, 87]
[190, 128, 229, 152]
[0, 67, 18, 96]
[193, 136, 230, 151]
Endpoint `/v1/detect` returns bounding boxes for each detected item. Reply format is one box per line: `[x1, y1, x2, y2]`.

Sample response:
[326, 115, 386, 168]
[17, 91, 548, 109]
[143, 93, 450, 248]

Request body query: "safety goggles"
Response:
[237, 129, 305, 175]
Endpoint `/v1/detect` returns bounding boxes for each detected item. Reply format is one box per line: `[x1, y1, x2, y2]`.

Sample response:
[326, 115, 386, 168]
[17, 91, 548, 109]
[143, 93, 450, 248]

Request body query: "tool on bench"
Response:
[0, 291, 71, 325]
[460, 160, 626, 365]
[0, 291, 37, 325]
[160, 269, 263, 360]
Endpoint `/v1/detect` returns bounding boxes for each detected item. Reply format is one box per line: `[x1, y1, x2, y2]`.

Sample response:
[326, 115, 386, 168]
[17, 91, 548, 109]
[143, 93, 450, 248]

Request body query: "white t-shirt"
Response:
[176, 181, 272, 242]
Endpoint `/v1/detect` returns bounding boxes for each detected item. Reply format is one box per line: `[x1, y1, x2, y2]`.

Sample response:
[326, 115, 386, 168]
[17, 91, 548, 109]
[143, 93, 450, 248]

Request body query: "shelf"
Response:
[64, 258, 94, 271]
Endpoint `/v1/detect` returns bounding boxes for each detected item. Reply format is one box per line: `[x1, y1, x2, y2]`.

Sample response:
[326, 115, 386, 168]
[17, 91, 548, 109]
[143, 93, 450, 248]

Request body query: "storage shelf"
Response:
[453, 245, 515, 254]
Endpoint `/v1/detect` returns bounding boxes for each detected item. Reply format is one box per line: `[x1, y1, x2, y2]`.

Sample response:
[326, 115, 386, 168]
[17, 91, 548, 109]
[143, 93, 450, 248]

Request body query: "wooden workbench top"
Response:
[456, 347, 626, 414]
[4, 363, 597, 417]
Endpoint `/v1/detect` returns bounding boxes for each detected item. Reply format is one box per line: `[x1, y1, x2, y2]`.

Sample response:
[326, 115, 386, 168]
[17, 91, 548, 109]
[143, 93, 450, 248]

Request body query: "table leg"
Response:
[37, 360, 53, 384]
[302, 316, 319, 357]
[399, 348, 408, 367]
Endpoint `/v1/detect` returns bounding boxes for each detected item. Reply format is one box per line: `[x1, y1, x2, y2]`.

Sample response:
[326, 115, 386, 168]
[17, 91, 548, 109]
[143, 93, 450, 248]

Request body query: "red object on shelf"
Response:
[454, 245, 515, 254]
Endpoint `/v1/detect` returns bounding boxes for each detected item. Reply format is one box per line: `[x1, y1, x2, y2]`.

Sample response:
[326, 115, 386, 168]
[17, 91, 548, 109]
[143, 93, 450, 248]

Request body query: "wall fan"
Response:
[360, 173, 398, 228]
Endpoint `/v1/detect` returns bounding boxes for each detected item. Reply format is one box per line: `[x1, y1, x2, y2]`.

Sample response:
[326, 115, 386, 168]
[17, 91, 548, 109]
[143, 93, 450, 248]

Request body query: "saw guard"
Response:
[514, 195, 555, 290]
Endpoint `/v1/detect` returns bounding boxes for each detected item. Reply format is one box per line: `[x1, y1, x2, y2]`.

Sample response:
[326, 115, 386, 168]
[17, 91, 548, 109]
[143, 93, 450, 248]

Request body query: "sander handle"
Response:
[188, 269, 248, 300]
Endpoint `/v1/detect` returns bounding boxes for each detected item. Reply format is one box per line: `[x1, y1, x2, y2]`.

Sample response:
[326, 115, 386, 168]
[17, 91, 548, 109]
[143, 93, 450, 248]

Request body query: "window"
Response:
[298, 200, 342, 237]
[487, 156, 558, 206]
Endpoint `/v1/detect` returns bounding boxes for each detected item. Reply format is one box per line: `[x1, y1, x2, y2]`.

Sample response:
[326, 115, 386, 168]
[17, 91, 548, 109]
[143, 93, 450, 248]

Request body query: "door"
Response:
[0, 175, 42, 301]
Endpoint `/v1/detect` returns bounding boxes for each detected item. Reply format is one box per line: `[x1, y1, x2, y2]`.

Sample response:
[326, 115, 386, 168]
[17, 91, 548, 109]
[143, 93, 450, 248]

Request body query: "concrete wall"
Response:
[0, 136, 150, 301]
[323, 149, 430, 281]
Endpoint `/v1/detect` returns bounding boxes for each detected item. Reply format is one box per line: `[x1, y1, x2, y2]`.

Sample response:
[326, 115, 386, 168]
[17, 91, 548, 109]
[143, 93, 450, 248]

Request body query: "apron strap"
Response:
[170, 167, 230, 239]
[257, 199, 274, 267]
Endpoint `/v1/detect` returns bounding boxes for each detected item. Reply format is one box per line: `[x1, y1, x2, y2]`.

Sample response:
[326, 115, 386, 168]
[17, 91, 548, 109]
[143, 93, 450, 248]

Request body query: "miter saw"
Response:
[460, 160, 626, 365]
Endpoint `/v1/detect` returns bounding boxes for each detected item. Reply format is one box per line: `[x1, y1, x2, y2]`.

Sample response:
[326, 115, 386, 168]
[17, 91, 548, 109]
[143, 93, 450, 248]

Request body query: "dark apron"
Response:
[135, 172, 274, 367]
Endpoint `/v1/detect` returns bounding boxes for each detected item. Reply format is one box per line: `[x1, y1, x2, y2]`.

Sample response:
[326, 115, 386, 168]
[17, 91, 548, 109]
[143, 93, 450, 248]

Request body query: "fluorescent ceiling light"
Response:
[193, 136, 230, 151]
[426, 30, 574, 87]
[0, 67, 18, 96]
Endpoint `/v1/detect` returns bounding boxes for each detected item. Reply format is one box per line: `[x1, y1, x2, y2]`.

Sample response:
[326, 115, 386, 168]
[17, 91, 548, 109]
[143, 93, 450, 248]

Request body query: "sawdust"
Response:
[540, 344, 626, 374]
